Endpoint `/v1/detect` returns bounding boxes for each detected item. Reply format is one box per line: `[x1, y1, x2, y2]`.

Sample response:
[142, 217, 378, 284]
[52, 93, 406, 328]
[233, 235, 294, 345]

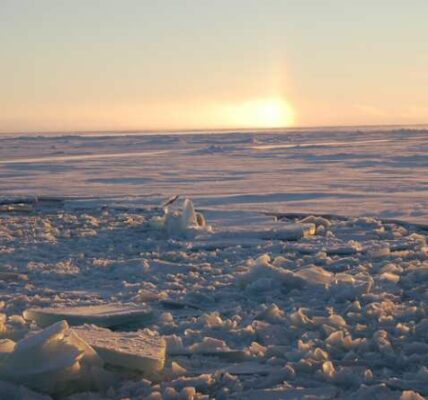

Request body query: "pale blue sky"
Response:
[1, 0, 427, 132]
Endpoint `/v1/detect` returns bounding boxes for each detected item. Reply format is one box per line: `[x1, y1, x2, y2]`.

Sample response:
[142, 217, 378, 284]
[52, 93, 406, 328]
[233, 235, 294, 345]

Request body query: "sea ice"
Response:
[0, 271, 28, 282]
[1, 186, 428, 398]
[150, 198, 211, 238]
[169, 337, 248, 362]
[23, 304, 153, 329]
[0, 314, 5, 335]
[72, 325, 166, 374]
[0, 321, 105, 395]
[294, 266, 334, 287]
[205, 223, 316, 242]
[0, 380, 52, 400]
[242, 385, 339, 399]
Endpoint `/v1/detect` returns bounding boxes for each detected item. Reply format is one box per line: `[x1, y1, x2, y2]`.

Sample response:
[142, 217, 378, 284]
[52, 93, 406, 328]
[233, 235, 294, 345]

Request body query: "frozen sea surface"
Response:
[0, 127, 427, 399]
[1, 200, 428, 399]
[0, 127, 427, 224]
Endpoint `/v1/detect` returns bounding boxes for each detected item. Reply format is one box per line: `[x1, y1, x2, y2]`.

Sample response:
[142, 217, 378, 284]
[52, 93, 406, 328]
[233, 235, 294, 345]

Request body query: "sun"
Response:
[225, 97, 295, 128]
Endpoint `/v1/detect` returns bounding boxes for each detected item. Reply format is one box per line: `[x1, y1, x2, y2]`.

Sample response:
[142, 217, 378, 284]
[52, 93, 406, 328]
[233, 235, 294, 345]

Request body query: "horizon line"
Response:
[1, 122, 427, 136]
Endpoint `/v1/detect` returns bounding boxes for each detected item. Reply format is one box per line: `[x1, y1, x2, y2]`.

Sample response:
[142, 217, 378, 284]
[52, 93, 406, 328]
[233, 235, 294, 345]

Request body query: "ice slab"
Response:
[23, 304, 153, 329]
[203, 223, 316, 242]
[0, 320, 104, 395]
[0, 204, 34, 213]
[170, 336, 248, 362]
[243, 385, 339, 399]
[223, 361, 273, 375]
[169, 349, 249, 362]
[72, 325, 166, 374]
[0, 272, 28, 282]
[189, 238, 266, 250]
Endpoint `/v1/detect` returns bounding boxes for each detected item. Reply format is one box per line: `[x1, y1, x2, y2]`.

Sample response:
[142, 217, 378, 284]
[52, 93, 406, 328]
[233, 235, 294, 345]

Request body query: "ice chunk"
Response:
[170, 337, 248, 361]
[189, 337, 230, 353]
[208, 223, 315, 242]
[0, 321, 105, 395]
[400, 390, 426, 400]
[165, 334, 184, 354]
[23, 304, 153, 328]
[152, 198, 211, 238]
[0, 272, 28, 282]
[223, 361, 273, 375]
[170, 361, 187, 377]
[0, 314, 5, 335]
[325, 243, 361, 256]
[0, 339, 16, 359]
[322, 361, 336, 379]
[182, 198, 198, 228]
[72, 325, 166, 374]
[331, 273, 373, 301]
[255, 304, 285, 323]
[256, 223, 316, 240]
[295, 266, 334, 287]
[0, 380, 52, 400]
[239, 257, 305, 292]
[12, 320, 70, 354]
[348, 384, 401, 400]
[368, 244, 391, 258]
[300, 215, 332, 228]
[380, 272, 400, 284]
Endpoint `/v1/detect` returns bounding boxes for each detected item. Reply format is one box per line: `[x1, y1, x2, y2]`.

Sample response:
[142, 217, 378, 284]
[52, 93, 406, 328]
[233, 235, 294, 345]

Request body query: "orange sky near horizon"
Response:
[1, 1, 427, 133]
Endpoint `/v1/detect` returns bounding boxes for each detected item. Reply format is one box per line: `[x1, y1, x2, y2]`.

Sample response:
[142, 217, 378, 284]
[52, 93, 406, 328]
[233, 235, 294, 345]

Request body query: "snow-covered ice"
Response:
[0, 127, 426, 223]
[0, 127, 427, 399]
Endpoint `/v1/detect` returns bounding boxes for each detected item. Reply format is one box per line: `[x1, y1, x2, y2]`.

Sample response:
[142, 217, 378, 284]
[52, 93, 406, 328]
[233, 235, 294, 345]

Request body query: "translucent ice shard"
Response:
[0, 320, 105, 395]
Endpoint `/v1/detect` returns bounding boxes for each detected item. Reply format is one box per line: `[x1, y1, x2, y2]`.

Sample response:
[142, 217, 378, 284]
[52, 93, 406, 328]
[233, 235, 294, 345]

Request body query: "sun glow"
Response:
[224, 97, 295, 128]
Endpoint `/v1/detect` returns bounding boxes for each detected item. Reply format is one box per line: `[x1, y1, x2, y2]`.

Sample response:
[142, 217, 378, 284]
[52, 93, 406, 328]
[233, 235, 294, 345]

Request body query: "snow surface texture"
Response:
[1, 196, 428, 399]
[0, 128, 427, 224]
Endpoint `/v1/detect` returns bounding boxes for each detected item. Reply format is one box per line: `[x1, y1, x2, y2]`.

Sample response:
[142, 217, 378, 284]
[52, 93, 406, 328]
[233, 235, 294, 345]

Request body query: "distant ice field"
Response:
[0, 128, 427, 224]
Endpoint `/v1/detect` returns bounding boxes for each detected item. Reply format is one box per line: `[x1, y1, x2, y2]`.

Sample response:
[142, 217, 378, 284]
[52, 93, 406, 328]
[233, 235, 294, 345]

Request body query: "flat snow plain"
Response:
[0, 128, 427, 223]
[0, 128, 427, 399]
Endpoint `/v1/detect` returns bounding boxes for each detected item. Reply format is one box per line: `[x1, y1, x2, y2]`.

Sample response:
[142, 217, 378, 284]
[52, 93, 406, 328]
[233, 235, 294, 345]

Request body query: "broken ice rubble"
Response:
[0, 320, 166, 396]
[0, 321, 107, 395]
[1, 201, 428, 399]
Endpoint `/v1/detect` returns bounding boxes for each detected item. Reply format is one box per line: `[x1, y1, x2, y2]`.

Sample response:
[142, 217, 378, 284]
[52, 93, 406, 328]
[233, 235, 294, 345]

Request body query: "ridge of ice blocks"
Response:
[0, 321, 105, 395]
[23, 304, 153, 328]
[150, 198, 211, 237]
[72, 325, 166, 374]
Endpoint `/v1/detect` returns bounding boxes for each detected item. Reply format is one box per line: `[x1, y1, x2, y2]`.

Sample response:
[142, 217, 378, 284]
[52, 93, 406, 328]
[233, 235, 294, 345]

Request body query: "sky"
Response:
[1, 0, 428, 133]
